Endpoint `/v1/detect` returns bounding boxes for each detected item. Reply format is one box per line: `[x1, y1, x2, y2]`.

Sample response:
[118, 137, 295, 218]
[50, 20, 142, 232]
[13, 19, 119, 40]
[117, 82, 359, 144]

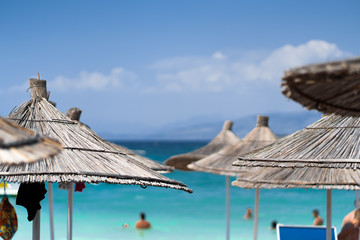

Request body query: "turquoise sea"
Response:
[8, 140, 356, 240]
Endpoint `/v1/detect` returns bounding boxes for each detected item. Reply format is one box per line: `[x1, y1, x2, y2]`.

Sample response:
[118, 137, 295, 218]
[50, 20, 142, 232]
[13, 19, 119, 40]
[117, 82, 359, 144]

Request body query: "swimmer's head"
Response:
[271, 220, 277, 229]
[312, 209, 319, 217]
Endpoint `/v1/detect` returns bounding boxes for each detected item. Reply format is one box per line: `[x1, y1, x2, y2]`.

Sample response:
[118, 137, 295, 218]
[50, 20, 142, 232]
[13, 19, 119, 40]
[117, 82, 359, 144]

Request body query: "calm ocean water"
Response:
[9, 140, 356, 240]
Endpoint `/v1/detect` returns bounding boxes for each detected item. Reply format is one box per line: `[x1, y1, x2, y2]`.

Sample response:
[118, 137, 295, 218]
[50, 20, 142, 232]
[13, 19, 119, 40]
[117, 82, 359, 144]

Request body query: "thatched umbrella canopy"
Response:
[233, 114, 360, 240]
[0, 117, 61, 164]
[188, 116, 278, 176]
[282, 57, 360, 117]
[5, 79, 191, 192]
[164, 120, 241, 171]
[188, 116, 277, 240]
[5, 79, 192, 240]
[66, 107, 174, 174]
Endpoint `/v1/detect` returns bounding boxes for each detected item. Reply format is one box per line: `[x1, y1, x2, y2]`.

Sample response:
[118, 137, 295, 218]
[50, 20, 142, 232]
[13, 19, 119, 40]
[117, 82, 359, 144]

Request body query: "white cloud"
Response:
[151, 40, 351, 92]
[5, 40, 352, 95]
[49, 67, 137, 91]
[238, 40, 349, 82]
[212, 51, 227, 60]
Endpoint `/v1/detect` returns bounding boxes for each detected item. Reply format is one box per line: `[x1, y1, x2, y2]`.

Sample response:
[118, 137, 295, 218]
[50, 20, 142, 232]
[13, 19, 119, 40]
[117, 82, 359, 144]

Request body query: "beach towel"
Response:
[0, 196, 18, 240]
[16, 183, 47, 221]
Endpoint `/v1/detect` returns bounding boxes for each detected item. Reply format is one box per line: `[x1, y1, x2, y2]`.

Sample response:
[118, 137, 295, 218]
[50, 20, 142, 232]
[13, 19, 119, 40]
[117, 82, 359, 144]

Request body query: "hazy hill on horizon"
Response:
[101, 110, 322, 140]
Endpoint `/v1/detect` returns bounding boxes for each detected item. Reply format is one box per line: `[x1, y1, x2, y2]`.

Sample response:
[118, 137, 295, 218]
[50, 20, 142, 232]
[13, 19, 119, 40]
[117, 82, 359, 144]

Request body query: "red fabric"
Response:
[75, 183, 86, 192]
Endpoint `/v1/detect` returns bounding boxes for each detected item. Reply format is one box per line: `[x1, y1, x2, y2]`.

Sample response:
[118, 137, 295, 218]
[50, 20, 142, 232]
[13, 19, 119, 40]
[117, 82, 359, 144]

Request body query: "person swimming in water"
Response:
[135, 212, 151, 229]
[312, 209, 323, 226]
[244, 208, 252, 220]
[270, 220, 277, 230]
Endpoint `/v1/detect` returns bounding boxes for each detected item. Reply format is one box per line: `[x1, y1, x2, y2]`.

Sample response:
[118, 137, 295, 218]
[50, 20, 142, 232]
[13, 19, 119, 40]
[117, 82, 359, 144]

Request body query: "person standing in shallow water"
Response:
[312, 209, 323, 226]
[135, 212, 151, 229]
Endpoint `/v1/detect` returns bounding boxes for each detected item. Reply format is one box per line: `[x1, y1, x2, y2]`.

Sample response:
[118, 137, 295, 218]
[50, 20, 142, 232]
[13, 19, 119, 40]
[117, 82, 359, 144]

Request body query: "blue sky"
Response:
[1, 1, 359, 135]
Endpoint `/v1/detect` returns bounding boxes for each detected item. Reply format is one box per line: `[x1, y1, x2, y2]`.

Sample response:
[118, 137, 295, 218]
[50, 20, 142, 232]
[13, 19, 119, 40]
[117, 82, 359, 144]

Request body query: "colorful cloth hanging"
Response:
[0, 196, 18, 240]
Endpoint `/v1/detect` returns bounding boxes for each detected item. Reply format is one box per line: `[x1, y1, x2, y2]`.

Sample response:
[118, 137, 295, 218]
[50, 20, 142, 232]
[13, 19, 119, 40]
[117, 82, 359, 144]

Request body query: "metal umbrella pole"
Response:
[33, 210, 40, 240]
[68, 183, 73, 240]
[253, 188, 260, 240]
[226, 176, 230, 240]
[49, 183, 55, 240]
[326, 190, 332, 240]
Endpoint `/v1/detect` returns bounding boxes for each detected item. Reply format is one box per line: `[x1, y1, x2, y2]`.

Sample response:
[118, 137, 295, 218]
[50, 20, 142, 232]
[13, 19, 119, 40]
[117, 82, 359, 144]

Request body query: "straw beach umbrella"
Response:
[233, 113, 360, 240]
[5, 78, 192, 240]
[0, 117, 61, 165]
[282, 56, 360, 209]
[165, 120, 241, 171]
[189, 116, 277, 175]
[282, 57, 360, 116]
[188, 116, 278, 240]
[65, 107, 174, 174]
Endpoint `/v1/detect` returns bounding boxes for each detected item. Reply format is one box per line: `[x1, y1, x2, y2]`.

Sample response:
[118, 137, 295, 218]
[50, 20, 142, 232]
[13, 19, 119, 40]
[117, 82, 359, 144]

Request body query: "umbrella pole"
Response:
[33, 210, 40, 240]
[49, 183, 55, 240]
[326, 190, 332, 240]
[356, 191, 359, 208]
[67, 183, 73, 240]
[226, 176, 230, 240]
[253, 188, 260, 240]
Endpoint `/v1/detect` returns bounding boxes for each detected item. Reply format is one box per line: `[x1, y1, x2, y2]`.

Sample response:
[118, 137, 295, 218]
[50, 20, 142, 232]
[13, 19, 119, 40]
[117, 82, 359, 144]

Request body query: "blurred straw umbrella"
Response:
[66, 107, 174, 174]
[165, 120, 241, 170]
[282, 57, 360, 116]
[282, 56, 360, 210]
[5, 78, 192, 240]
[0, 113, 61, 240]
[234, 113, 360, 240]
[0, 117, 61, 165]
[188, 116, 277, 240]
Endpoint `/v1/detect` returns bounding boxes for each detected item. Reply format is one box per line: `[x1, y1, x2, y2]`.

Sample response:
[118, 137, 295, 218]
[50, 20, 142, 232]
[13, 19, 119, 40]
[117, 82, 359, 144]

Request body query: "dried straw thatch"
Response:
[234, 114, 360, 169]
[66, 107, 174, 174]
[282, 57, 360, 116]
[0, 117, 61, 164]
[3, 79, 191, 193]
[232, 167, 360, 190]
[164, 120, 241, 171]
[188, 116, 278, 176]
[110, 143, 174, 173]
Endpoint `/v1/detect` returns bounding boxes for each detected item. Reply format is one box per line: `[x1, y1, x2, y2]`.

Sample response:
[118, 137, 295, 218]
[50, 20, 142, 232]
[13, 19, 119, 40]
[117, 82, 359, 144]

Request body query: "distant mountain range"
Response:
[101, 110, 322, 140]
